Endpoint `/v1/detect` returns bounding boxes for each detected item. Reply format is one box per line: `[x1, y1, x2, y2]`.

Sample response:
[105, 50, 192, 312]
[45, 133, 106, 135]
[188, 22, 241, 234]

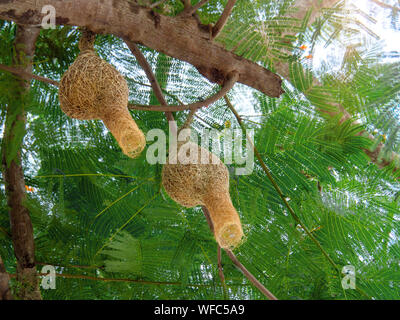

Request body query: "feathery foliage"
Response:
[1, 0, 400, 300]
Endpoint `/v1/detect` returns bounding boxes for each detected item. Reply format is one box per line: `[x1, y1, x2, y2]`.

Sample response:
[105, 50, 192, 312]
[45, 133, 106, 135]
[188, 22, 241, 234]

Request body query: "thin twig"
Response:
[181, 0, 210, 16]
[370, 0, 399, 12]
[8, 273, 208, 288]
[180, 108, 198, 131]
[224, 95, 372, 300]
[149, 0, 169, 9]
[10, 272, 252, 289]
[217, 245, 228, 297]
[0, 63, 59, 86]
[224, 249, 278, 300]
[128, 71, 239, 112]
[36, 261, 105, 270]
[125, 40, 177, 133]
[0, 64, 186, 107]
[212, 0, 237, 39]
[201, 206, 277, 300]
[190, 0, 210, 13]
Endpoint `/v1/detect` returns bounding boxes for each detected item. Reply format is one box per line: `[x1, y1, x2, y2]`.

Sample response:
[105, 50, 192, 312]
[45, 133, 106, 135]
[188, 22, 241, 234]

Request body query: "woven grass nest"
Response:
[58, 31, 145, 158]
[162, 141, 244, 249]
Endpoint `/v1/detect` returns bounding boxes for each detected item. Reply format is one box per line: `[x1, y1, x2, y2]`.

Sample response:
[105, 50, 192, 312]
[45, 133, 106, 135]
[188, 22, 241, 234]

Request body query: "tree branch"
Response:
[224, 249, 278, 300]
[180, 108, 198, 130]
[10, 271, 252, 289]
[370, 0, 399, 12]
[124, 40, 177, 133]
[9, 273, 209, 288]
[0, 0, 283, 98]
[1, 1, 396, 171]
[1, 25, 42, 300]
[212, 0, 237, 39]
[35, 261, 104, 271]
[217, 245, 227, 297]
[201, 206, 278, 300]
[0, 256, 13, 300]
[0, 63, 60, 87]
[193, 0, 210, 11]
[179, 0, 210, 16]
[149, 0, 170, 9]
[0, 63, 238, 115]
[128, 70, 239, 112]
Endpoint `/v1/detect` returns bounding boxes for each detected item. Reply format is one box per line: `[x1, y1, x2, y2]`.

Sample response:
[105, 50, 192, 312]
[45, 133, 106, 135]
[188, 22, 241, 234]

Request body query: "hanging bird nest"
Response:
[58, 29, 146, 158]
[162, 141, 244, 249]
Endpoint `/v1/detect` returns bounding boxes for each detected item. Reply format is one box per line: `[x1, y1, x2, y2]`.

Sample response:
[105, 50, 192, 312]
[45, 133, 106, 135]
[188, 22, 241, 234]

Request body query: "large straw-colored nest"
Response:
[58, 31, 145, 158]
[162, 141, 244, 249]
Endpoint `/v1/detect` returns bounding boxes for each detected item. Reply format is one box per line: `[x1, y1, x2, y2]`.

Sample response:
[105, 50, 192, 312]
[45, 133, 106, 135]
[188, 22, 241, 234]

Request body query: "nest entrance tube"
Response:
[162, 141, 244, 249]
[58, 29, 146, 158]
[203, 193, 243, 249]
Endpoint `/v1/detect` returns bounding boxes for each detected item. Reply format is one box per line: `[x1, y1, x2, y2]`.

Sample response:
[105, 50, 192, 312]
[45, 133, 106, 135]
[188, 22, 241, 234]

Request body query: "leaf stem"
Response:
[224, 95, 372, 300]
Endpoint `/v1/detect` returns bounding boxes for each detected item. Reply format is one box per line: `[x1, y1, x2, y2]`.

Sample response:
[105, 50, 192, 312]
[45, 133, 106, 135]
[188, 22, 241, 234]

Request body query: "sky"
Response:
[234, 0, 400, 118]
[313, 0, 400, 69]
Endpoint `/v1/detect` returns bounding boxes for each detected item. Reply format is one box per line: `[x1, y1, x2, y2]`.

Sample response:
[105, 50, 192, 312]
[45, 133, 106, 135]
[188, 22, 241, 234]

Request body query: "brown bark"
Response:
[0, 0, 396, 171]
[0, 0, 283, 98]
[212, 0, 237, 39]
[0, 63, 60, 87]
[125, 40, 177, 134]
[0, 256, 13, 300]
[128, 70, 239, 111]
[1, 25, 41, 300]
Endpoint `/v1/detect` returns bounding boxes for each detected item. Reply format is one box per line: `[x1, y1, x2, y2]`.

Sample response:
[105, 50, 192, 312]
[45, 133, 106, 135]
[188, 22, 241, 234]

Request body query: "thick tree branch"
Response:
[1, 25, 42, 300]
[0, 256, 13, 300]
[0, 0, 283, 98]
[128, 70, 239, 111]
[212, 0, 237, 39]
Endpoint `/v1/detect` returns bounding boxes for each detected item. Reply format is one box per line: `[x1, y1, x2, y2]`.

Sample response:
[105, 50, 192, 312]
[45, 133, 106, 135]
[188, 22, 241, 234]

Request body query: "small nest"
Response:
[162, 141, 244, 249]
[58, 34, 145, 158]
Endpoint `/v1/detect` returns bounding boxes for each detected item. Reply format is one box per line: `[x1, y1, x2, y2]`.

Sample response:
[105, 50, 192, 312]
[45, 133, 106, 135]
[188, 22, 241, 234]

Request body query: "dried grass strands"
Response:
[58, 31, 145, 158]
[162, 141, 244, 249]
